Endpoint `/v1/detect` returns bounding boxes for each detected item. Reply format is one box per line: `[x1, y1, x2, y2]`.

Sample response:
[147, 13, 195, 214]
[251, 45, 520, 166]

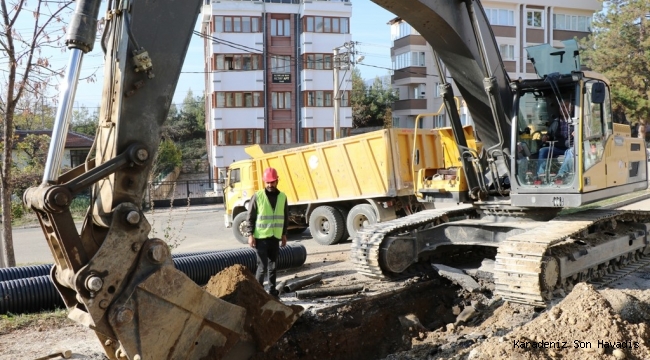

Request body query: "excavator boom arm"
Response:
[23, 0, 300, 359]
[373, 0, 514, 176]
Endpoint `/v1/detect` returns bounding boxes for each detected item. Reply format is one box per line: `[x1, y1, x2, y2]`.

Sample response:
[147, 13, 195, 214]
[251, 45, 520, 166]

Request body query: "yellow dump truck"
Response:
[224, 127, 476, 245]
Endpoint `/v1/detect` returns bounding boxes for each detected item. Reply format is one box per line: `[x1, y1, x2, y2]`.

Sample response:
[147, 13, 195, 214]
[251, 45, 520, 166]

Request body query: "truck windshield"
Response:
[227, 168, 240, 188]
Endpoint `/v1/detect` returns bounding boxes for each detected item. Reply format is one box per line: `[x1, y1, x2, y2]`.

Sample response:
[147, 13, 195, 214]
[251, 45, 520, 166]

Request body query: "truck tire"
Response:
[346, 204, 378, 239]
[335, 206, 350, 242]
[232, 212, 249, 244]
[309, 206, 346, 245]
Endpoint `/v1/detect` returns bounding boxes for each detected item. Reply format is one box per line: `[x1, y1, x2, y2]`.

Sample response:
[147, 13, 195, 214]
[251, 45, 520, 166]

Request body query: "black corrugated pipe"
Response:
[0, 244, 307, 315]
[0, 247, 298, 282]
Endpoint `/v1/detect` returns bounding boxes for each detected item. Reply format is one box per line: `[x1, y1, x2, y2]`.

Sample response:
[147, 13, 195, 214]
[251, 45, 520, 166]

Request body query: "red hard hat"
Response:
[262, 167, 278, 182]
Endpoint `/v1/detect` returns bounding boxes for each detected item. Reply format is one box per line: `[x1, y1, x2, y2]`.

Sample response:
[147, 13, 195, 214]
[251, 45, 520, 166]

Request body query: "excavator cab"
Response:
[510, 40, 648, 207]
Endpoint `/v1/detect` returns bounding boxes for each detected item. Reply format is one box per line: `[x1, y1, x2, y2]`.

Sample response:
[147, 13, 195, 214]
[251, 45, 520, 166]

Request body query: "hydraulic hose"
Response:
[0, 244, 307, 314]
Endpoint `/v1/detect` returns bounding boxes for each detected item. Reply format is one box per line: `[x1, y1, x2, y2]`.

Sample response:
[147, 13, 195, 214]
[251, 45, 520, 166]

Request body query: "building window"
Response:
[414, 84, 426, 99]
[213, 16, 261, 33]
[70, 149, 89, 168]
[304, 54, 333, 70]
[303, 91, 350, 107]
[434, 82, 441, 98]
[553, 14, 591, 32]
[215, 129, 264, 146]
[271, 128, 292, 144]
[433, 114, 445, 128]
[302, 16, 349, 34]
[271, 18, 290, 37]
[272, 92, 292, 109]
[213, 54, 262, 71]
[392, 51, 425, 70]
[499, 44, 515, 60]
[390, 21, 419, 40]
[526, 9, 544, 28]
[271, 55, 291, 73]
[303, 127, 350, 143]
[215, 92, 264, 108]
[340, 91, 349, 107]
[484, 8, 514, 26]
[392, 117, 400, 128]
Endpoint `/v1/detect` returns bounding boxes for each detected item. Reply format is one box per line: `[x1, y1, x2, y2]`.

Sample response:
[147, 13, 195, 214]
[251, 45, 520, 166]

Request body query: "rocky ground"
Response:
[2, 243, 650, 360]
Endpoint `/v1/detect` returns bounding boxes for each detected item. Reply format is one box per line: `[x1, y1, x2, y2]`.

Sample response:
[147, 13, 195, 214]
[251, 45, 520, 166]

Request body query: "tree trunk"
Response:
[0, 183, 14, 267]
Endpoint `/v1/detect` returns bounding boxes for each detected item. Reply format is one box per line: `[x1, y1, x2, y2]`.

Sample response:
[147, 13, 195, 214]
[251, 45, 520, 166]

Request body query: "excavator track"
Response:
[494, 209, 650, 306]
[351, 205, 476, 279]
[353, 207, 650, 306]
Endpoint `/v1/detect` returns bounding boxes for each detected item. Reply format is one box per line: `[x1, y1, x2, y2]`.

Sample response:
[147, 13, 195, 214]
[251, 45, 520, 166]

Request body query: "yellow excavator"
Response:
[352, 0, 650, 307]
[22, 0, 299, 358]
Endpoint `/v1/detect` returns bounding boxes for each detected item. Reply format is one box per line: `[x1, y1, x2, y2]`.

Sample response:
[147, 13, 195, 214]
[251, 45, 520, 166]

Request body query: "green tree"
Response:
[12, 92, 55, 130]
[11, 134, 50, 197]
[162, 90, 206, 166]
[153, 139, 182, 180]
[71, 106, 99, 137]
[351, 68, 397, 128]
[580, 0, 650, 137]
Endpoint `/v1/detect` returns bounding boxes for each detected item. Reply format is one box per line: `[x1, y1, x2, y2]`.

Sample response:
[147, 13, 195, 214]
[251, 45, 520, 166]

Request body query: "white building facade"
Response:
[201, 0, 353, 188]
[389, 0, 601, 129]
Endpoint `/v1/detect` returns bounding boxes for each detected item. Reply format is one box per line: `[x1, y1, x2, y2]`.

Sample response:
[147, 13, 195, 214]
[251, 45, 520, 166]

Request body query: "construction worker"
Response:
[246, 167, 288, 298]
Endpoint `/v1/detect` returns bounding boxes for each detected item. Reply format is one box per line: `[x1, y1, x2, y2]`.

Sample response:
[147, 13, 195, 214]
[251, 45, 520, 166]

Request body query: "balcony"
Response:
[393, 99, 427, 111]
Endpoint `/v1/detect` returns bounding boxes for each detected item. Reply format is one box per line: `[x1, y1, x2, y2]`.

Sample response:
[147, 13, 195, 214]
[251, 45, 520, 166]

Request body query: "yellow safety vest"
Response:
[253, 190, 286, 239]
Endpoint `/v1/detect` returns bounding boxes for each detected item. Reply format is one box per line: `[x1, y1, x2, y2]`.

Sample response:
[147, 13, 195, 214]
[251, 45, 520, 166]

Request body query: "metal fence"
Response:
[148, 179, 222, 207]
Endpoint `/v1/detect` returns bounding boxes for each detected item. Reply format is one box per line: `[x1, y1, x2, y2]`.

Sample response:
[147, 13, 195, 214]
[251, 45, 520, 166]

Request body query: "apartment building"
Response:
[200, 0, 353, 188]
[390, 0, 601, 129]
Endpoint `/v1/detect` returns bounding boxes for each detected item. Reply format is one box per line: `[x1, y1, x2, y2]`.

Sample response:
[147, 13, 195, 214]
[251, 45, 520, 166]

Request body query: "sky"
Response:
[47, 1, 397, 110]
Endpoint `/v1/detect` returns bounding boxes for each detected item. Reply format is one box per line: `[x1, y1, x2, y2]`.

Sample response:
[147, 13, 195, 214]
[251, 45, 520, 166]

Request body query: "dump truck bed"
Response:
[245, 129, 448, 205]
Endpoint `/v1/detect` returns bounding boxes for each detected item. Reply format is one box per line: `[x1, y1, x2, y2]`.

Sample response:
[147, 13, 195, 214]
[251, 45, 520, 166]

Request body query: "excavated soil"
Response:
[3, 246, 650, 360]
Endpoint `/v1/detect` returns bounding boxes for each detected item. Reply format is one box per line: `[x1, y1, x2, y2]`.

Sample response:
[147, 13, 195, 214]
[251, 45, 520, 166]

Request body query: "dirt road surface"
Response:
[3, 196, 650, 359]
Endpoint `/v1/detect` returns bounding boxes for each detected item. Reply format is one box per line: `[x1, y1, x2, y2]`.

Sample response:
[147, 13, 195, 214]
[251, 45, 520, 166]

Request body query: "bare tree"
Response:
[0, 0, 72, 267]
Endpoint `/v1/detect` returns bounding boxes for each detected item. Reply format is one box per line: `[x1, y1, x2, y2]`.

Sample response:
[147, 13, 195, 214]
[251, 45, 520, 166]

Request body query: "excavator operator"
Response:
[536, 98, 573, 178]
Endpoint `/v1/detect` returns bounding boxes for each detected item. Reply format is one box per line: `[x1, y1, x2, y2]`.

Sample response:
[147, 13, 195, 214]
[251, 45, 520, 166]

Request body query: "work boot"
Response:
[269, 288, 280, 300]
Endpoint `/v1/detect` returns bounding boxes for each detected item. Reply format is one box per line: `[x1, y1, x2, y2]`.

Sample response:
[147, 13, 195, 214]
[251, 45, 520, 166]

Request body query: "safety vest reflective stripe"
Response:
[253, 190, 286, 239]
[258, 215, 285, 220]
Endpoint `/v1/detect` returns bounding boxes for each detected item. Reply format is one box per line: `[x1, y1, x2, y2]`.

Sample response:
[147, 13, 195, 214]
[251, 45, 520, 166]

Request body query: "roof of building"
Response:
[14, 130, 94, 149]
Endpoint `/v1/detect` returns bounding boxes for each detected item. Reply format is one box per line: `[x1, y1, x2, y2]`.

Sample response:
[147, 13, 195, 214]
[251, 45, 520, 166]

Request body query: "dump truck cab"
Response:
[224, 159, 256, 232]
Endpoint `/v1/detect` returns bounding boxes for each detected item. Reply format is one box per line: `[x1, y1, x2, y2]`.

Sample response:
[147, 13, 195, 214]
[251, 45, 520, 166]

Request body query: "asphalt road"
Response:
[12, 203, 345, 265]
[12, 193, 650, 266]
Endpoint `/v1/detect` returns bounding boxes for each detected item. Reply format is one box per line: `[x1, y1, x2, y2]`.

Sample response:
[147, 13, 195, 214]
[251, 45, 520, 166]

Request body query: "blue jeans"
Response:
[537, 146, 566, 175]
[557, 148, 574, 176]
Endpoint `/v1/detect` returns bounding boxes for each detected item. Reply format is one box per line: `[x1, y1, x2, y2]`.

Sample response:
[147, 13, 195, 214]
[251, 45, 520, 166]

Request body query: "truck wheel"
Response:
[232, 212, 249, 244]
[346, 204, 378, 239]
[309, 206, 346, 245]
[335, 207, 350, 241]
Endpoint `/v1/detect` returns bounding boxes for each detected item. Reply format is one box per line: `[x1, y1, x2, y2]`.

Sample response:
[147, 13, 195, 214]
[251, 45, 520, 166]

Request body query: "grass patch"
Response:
[0, 308, 70, 335]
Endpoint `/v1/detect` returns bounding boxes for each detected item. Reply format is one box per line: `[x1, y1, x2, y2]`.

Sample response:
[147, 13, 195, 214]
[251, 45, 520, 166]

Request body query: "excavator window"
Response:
[515, 89, 578, 187]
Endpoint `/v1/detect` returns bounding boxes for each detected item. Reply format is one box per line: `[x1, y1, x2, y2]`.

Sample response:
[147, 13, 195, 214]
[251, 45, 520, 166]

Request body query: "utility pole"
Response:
[332, 42, 357, 139]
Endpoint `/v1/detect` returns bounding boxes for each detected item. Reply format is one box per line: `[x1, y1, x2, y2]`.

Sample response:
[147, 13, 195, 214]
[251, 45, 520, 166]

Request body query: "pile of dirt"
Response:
[387, 283, 650, 360]
[473, 283, 650, 359]
[205, 264, 303, 352]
